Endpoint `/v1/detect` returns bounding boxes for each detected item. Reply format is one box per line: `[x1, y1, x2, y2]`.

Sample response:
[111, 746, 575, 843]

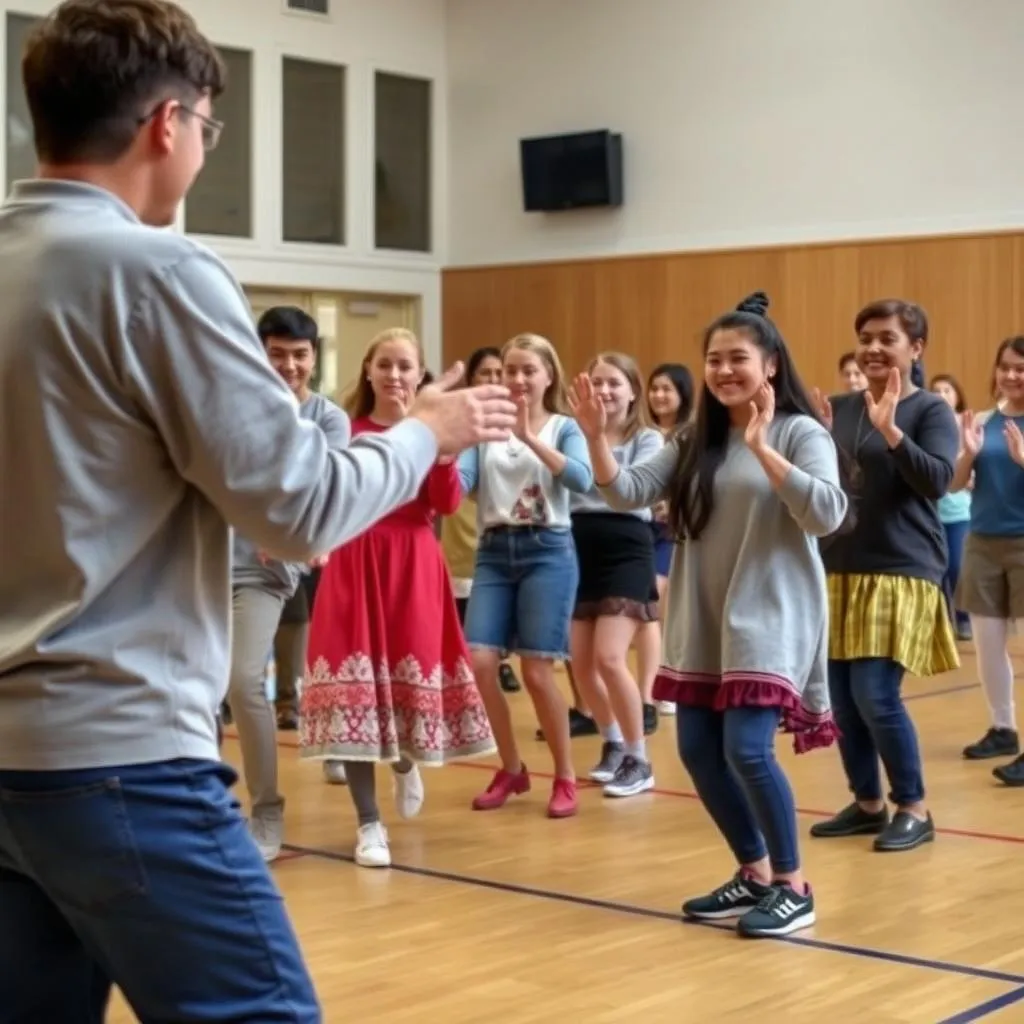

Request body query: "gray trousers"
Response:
[228, 586, 286, 820]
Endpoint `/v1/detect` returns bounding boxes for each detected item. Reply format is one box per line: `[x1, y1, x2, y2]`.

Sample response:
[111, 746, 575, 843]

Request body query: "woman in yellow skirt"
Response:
[812, 299, 959, 852]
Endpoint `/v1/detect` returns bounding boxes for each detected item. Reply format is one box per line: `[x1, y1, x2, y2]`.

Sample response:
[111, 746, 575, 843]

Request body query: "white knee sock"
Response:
[970, 615, 1017, 731]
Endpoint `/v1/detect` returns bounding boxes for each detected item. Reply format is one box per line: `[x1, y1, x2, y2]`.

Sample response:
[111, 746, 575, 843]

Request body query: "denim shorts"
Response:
[464, 526, 579, 660]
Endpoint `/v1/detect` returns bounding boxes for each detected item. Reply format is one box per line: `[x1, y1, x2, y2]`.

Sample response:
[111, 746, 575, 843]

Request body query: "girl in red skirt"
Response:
[300, 328, 496, 868]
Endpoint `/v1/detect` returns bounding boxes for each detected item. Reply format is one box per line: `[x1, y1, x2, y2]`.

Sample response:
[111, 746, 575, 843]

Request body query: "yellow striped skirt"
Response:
[826, 573, 960, 678]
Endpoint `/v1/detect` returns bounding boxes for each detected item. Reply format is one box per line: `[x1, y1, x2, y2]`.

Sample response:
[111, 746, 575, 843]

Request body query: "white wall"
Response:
[446, 0, 1024, 267]
[0, 0, 447, 360]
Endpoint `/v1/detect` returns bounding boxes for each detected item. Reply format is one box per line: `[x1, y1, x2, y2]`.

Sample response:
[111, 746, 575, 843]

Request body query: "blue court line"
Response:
[939, 986, 1024, 1024]
[282, 841, 1024, 988]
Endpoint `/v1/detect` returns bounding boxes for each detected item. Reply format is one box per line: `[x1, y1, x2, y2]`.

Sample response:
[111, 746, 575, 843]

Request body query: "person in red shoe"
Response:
[300, 329, 496, 868]
[458, 334, 593, 819]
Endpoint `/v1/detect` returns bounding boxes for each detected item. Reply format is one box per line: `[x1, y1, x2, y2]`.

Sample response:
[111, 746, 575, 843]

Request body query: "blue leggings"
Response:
[676, 705, 800, 874]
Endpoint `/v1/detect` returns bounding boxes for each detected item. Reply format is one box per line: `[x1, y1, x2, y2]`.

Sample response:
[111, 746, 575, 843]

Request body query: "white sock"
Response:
[970, 615, 1017, 731]
[601, 722, 624, 744]
[626, 740, 647, 762]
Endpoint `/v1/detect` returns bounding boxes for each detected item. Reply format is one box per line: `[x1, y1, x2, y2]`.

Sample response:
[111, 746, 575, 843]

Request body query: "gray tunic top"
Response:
[599, 413, 847, 747]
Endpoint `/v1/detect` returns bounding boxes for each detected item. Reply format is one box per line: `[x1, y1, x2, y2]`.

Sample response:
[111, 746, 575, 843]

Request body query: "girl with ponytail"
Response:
[571, 292, 847, 938]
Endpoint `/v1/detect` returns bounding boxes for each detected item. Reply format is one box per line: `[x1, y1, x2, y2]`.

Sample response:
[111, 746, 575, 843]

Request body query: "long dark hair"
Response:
[668, 292, 829, 541]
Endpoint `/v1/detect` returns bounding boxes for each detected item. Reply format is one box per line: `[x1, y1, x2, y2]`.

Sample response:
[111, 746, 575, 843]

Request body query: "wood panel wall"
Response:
[442, 232, 1024, 407]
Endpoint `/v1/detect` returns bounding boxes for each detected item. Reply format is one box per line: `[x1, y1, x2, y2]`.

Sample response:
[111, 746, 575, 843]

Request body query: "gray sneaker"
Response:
[603, 755, 654, 798]
[589, 741, 625, 783]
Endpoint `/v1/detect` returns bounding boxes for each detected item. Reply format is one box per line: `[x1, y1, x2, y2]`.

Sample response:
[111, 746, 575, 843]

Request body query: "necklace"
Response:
[848, 402, 876, 491]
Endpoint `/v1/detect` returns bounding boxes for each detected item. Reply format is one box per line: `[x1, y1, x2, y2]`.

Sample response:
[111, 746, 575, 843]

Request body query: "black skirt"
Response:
[571, 512, 659, 622]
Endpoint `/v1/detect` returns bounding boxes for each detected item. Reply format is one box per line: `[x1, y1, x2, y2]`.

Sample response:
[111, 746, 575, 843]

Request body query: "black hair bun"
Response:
[736, 291, 770, 317]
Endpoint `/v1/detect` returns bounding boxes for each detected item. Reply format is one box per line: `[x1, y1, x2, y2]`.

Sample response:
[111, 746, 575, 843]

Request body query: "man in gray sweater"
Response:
[0, 3, 514, 1022]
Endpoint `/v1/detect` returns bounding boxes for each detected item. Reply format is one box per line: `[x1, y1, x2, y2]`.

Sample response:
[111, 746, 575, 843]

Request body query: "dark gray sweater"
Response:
[820, 389, 958, 586]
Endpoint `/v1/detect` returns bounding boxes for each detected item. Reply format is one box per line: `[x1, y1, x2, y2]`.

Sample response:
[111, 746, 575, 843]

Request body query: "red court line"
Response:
[222, 730, 1024, 847]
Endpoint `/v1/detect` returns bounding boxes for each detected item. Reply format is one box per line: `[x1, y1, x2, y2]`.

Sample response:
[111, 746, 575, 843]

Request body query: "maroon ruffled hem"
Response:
[652, 669, 838, 754]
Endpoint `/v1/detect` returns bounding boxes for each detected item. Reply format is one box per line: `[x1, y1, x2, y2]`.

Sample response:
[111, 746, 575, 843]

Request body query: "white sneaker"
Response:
[250, 816, 283, 862]
[393, 764, 424, 819]
[322, 760, 347, 785]
[656, 701, 676, 716]
[354, 822, 391, 868]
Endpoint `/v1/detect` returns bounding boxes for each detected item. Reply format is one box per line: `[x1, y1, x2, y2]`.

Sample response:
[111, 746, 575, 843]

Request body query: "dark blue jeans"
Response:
[943, 520, 970, 630]
[828, 657, 925, 806]
[0, 759, 320, 1023]
[676, 705, 800, 874]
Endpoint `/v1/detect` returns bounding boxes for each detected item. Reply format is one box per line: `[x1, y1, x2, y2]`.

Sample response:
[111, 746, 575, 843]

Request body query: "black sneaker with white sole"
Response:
[588, 741, 625, 783]
[603, 755, 654, 798]
[737, 883, 815, 938]
[681, 872, 774, 921]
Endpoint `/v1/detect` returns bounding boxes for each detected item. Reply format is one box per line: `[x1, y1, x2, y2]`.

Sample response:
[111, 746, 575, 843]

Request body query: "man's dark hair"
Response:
[257, 307, 320, 354]
[22, 0, 226, 164]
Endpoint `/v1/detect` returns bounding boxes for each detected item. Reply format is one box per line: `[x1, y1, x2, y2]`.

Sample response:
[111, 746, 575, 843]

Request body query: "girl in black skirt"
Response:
[567, 352, 664, 797]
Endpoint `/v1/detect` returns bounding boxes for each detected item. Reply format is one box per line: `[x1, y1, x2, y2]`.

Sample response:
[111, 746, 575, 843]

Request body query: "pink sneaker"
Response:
[547, 777, 578, 818]
[472, 765, 530, 810]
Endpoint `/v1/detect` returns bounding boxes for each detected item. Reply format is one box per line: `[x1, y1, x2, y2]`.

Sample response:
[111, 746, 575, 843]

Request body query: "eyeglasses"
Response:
[137, 102, 224, 152]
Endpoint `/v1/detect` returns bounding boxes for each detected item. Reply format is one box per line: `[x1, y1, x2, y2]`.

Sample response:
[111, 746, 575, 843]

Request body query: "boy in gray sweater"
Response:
[0, 4, 514, 1022]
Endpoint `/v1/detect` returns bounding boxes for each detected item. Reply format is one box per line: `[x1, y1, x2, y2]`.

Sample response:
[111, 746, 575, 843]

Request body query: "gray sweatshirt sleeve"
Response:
[597, 437, 680, 511]
[128, 251, 437, 560]
[775, 416, 849, 537]
[320, 403, 351, 449]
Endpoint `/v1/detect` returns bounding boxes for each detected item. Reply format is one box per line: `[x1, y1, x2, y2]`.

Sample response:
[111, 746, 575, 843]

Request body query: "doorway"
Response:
[243, 288, 420, 403]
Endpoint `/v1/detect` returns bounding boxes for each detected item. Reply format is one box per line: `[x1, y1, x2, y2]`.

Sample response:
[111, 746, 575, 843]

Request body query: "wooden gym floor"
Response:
[110, 641, 1024, 1024]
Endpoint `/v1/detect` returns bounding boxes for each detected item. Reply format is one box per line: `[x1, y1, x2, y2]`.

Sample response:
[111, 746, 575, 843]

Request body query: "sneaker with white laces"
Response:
[393, 764, 424, 819]
[322, 760, 347, 785]
[249, 816, 283, 863]
[354, 821, 391, 868]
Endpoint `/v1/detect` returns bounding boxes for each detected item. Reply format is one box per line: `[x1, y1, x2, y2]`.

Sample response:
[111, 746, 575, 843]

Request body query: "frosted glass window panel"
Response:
[282, 58, 345, 245]
[374, 72, 431, 252]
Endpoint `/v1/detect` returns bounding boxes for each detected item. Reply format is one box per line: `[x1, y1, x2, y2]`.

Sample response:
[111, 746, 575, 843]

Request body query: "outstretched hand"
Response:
[864, 367, 901, 435]
[961, 410, 984, 457]
[1005, 419, 1024, 468]
[408, 360, 517, 455]
[743, 382, 775, 452]
[567, 372, 607, 441]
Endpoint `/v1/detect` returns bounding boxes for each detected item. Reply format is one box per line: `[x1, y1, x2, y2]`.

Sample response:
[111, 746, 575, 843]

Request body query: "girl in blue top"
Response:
[458, 333, 594, 819]
[951, 336, 1024, 784]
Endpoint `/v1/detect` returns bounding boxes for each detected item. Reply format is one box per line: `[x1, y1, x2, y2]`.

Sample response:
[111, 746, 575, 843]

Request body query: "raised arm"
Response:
[772, 418, 849, 537]
[458, 445, 480, 494]
[887, 399, 958, 500]
[553, 418, 594, 493]
[597, 439, 680, 511]
[426, 459, 463, 515]
[130, 252, 441, 560]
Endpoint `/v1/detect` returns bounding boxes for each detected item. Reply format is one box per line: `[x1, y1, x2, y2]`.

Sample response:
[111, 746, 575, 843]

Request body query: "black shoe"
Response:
[220, 700, 233, 727]
[873, 810, 935, 852]
[642, 702, 659, 735]
[993, 754, 1024, 786]
[809, 802, 888, 838]
[963, 728, 1019, 760]
[498, 663, 521, 693]
[535, 707, 599, 741]
[276, 708, 298, 730]
[737, 883, 816, 938]
[682, 871, 774, 921]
